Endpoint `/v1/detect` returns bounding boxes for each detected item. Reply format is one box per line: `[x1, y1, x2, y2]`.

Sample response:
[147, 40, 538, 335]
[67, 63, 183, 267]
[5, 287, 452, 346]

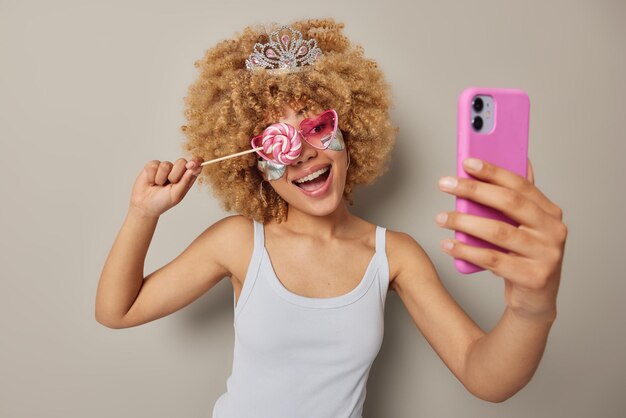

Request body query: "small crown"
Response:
[245, 25, 322, 74]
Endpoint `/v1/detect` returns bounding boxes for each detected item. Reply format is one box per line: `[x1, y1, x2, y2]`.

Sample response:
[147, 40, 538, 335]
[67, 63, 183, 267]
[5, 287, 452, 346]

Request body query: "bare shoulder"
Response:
[199, 214, 254, 279]
[384, 228, 435, 290]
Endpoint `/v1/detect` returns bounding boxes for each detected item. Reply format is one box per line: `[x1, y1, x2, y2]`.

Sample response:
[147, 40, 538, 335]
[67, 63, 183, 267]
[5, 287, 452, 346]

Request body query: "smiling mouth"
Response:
[292, 165, 332, 191]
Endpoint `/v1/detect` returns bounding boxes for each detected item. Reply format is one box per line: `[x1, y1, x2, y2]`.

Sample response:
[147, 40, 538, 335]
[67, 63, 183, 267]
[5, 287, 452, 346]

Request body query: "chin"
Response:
[301, 200, 342, 217]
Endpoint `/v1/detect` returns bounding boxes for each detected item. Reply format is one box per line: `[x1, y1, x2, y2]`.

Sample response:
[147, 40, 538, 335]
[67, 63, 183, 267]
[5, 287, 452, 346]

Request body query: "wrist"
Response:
[508, 305, 557, 324]
[127, 205, 160, 222]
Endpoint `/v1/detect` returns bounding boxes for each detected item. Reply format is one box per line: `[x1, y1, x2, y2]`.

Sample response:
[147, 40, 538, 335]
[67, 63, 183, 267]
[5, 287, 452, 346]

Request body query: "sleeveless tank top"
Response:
[212, 219, 390, 418]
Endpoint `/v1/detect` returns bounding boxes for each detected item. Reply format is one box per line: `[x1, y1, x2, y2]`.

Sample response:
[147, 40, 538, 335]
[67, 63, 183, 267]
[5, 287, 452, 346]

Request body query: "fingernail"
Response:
[438, 177, 458, 190]
[435, 212, 448, 225]
[186, 161, 194, 169]
[440, 240, 454, 250]
[464, 158, 482, 171]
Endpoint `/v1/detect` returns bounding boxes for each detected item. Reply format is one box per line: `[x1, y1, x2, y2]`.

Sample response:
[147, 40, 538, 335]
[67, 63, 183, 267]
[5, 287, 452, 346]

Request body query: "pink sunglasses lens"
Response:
[299, 110, 337, 149]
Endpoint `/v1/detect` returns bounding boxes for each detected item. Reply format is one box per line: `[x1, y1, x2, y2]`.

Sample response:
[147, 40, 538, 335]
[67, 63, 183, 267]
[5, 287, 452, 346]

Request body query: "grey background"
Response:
[1, 0, 624, 417]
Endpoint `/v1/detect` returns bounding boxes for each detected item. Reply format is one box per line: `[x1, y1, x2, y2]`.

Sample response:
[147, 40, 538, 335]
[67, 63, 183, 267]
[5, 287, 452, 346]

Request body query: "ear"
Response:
[527, 158, 535, 185]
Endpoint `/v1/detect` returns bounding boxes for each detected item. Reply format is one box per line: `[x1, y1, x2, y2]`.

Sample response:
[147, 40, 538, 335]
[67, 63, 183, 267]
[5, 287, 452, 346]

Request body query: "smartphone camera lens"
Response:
[472, 116, 483, 131]
[472, 97, 484, 112]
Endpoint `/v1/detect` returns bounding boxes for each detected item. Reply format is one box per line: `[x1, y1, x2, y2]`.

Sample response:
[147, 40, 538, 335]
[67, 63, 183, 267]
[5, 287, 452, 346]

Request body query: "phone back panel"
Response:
[455, 87, 530, 274]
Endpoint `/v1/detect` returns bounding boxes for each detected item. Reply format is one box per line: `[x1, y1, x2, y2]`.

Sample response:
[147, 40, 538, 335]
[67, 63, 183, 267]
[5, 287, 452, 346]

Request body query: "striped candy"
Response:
[260, 123, 302, 165]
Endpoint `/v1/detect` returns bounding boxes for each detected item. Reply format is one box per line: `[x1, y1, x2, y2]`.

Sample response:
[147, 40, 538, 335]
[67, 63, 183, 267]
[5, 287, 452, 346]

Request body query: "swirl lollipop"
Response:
[199, 122, 303, 167]
[253, 123, 302, 165]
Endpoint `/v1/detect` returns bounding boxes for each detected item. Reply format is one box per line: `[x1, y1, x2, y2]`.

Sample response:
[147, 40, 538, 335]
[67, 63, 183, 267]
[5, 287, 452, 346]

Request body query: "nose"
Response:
[294, 134, 317, 165]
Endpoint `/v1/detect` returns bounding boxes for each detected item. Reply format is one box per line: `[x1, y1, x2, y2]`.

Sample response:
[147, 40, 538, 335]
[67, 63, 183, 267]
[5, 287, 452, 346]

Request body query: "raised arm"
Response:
[390, 231, 556, 403]
[390, 158, 566, 402]
[95, 156, 233, 329]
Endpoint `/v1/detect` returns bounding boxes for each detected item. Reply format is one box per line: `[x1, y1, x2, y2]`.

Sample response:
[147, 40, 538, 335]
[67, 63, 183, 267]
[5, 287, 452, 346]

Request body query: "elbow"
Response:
[95, 296, 131, 329]
[95, 309, 125, 329]
[473, 392, 514, 404]
[467, 384, 525, 403]
[95, 315, 119, 329]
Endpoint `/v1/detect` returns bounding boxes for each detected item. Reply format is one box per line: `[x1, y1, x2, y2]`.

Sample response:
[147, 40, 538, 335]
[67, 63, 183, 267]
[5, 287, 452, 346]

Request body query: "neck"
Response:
[281, 199, 354, 239]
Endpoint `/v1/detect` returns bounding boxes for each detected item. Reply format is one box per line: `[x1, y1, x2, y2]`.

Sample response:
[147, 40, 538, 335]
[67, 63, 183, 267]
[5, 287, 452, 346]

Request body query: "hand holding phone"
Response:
[455, 87, 530, 274]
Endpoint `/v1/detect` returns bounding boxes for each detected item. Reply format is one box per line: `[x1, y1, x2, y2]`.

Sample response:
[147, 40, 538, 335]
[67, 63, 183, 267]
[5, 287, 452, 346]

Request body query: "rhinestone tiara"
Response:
[245, 25, 322, 74]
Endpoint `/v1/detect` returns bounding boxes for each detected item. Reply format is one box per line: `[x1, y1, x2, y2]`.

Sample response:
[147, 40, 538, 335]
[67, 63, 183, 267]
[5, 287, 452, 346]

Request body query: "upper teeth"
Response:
[294, 166, 330, 183]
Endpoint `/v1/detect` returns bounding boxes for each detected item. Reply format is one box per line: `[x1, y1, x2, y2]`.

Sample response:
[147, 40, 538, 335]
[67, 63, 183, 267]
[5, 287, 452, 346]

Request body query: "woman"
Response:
[95, 18, 567, 418]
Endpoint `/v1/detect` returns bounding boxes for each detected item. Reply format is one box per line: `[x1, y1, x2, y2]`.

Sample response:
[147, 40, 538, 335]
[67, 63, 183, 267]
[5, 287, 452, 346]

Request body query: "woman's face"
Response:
[262, 105, 349, 217]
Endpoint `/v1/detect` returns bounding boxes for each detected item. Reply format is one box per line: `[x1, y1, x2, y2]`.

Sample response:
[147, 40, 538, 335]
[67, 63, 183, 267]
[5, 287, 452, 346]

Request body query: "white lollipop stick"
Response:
[200, 146, 264, 166]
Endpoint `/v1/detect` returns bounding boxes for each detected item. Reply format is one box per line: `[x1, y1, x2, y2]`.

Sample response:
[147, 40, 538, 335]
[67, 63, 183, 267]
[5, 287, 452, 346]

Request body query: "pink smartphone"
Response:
[455, 87, 530, 274]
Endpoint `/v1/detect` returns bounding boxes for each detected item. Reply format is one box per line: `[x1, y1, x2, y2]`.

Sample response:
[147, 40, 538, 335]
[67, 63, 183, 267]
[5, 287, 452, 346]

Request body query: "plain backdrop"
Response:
[1, 0, 624, 417]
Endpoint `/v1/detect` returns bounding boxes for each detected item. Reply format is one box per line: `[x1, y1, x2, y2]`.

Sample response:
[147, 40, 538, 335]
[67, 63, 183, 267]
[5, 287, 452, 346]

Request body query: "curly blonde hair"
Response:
[181, 18, 397, 224]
